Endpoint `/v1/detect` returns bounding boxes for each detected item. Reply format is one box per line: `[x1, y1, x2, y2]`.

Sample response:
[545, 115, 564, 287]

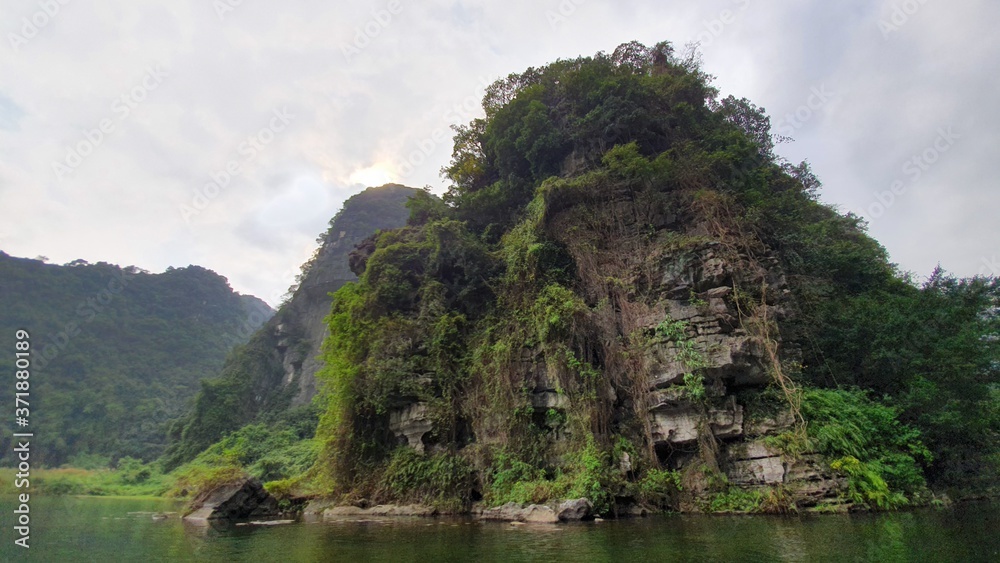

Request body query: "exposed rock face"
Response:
[726, 441, 786, 485]
[389, 403, 434, 453]
[539, 191, 833, 508]
[638, 241, 840, 504]
[183, 477, 279, 523]
[274, 185, 420, 406]
[169, 185, 421, 461]
[649, 400, 744, 445]
[724, 440, 843, 504]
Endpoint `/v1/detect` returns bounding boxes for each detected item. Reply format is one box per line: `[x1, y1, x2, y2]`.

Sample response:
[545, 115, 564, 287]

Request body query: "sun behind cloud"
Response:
[348, 164, 397, 187]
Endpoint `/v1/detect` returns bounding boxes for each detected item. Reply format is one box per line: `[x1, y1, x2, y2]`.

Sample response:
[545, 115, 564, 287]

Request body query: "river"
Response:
[1, 497, 998, 561]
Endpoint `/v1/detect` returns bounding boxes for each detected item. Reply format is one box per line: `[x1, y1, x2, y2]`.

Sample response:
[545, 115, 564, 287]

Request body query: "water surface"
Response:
[2, 496, 998, 561]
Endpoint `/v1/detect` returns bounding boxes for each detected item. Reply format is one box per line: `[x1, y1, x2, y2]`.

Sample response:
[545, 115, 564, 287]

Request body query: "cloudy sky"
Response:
[1, 0, 997, 305]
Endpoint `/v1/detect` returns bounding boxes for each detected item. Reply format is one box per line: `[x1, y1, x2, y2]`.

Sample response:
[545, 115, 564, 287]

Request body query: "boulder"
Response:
[478, 499, 593, 523]
[183, 477, 279, 523]
[556, 499, 594, 521]
[479, 502, 559, 523]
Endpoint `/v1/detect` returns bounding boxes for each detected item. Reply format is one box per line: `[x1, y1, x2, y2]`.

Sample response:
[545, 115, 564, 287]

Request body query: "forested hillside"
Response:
[0, 254, 272, 466]
[162, 184, 419, 471]
[17, 41, 996, 515]
[299, 41, 998, 513]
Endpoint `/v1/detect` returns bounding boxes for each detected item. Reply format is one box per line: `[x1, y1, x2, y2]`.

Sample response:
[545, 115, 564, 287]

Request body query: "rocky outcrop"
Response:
[302, 501, 445, 520]
[724, 440, 843, 505]
[555, 499, 595, 521]
[649, 400, 745, 445]
[478, 499, 593, 523]
[183, 477, 279, 523]
[480, 503, 560, 523]
[631, 240, 842, 505]
[164, 185, 422, 468]
[389, 403, 434, 453]
[726, 441, 786, 485]
[322, 504, 439, 518]
[275, 185, 420, 406]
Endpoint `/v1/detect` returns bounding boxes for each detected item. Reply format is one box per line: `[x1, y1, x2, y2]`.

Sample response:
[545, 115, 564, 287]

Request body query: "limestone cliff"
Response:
[163, 184, 419, 468]
[181, 41, 996, 513]
[352, 183, 842, 512]
[305, 42, 949, 515]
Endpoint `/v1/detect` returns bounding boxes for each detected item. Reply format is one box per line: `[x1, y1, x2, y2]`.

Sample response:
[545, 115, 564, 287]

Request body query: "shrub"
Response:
[802, 388, 930, 507]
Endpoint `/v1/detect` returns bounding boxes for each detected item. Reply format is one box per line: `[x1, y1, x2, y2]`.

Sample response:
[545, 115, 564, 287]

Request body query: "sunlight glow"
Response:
[348, 165, 396, 187]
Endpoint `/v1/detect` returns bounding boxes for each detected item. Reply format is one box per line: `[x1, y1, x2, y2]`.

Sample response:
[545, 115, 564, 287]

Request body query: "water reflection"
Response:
[2, 497, 998, 562]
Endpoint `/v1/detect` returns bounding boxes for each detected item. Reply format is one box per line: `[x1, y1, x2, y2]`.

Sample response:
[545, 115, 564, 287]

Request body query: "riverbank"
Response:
[0, 467, 173, 498]
[4, 464, 992, 520]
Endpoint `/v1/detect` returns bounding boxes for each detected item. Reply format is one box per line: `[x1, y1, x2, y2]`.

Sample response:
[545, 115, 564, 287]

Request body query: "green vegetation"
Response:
[162, 184, 418, 470]
[804, 273, 999, 491]
[377, 449, 475, 512]
[707, 486, 796, 514]
[172, 407, 319, 489]
[657, 318, 709, 401]
[8, 42, 996, 515]
[304, 40, 998, 513]
[802, 388, 930, 504]
[0, 464, 172, 497]
[0, 255, 271, 467]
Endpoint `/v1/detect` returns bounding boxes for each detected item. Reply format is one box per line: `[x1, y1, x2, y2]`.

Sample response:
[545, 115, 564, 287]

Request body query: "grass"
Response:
[0, 467, 173, 498]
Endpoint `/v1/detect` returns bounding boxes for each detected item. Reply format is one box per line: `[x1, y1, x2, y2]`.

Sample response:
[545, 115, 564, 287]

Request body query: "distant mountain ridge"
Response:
[0, 253, 273, 466]
[162, 184, 420, 468]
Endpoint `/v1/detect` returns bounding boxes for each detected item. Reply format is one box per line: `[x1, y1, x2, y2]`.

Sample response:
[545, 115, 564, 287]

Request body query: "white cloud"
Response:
[1, 0, 996, 305]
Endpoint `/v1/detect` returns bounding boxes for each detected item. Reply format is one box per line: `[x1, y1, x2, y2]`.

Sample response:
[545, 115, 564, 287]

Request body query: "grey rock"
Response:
[727, 440, 777, 461]
[236, 520, 296, 527]
[183, 477, 279, 523]
[389, 403, 434, 453]
[479, 502, 559, 524]
[704, 287, 732, 299]
[745, 411, 796, 437]
[322, 504, 438, 518]
[619, 451, 633, 474]
[531, 391, 571, 410]
[556, 499, 594, 521]
[650, 402, 744, 445]
[729, 457, 785, 485]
